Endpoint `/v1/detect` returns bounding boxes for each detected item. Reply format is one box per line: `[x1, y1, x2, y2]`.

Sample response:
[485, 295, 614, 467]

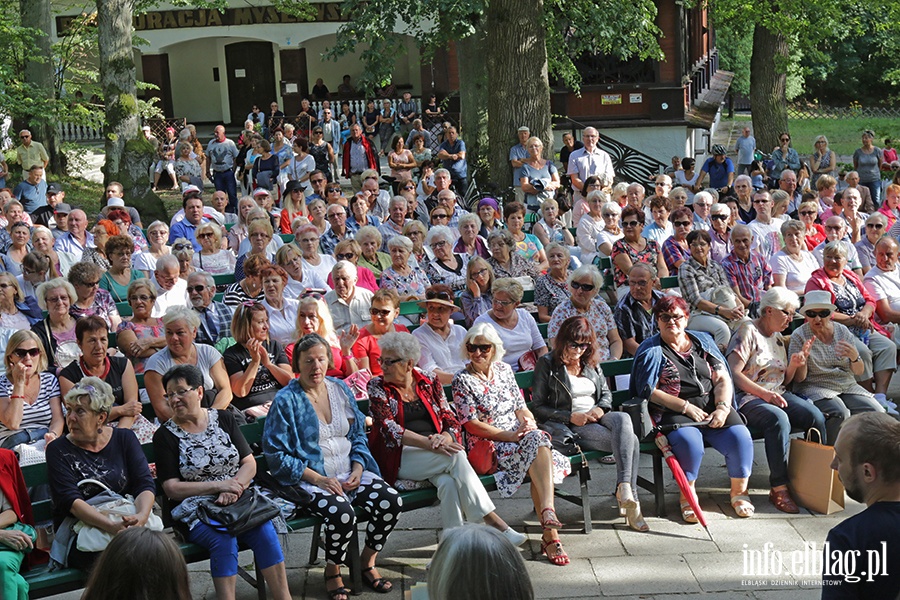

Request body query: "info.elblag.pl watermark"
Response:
[741, 541, 889, 587]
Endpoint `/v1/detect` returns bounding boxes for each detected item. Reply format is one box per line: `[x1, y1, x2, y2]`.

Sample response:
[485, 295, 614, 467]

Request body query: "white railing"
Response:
[58, 115, 105, 142]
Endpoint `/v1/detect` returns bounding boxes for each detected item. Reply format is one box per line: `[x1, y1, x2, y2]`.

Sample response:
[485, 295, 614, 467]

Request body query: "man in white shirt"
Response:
[863, 237, 900, 339]
[53, 208, 93, 261]
[747, 190, 782, 261]
[151, 254, 188, 317]
[325, 261, 373, 332]
[567, 127, 615, 202]
[412, 286, 467, 384]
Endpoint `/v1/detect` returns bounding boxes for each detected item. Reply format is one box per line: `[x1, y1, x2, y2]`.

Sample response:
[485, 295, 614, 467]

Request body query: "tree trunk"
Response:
[486, 0, 552, 190]
[97, 0, 167, 222]
[20, 0, 65, 174]
[749, 24, 789, 153]
[455, 21, 489, 182]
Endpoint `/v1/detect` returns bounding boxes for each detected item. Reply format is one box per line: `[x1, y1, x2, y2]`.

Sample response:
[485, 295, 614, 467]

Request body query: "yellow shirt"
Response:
[15, 141, 49, 170]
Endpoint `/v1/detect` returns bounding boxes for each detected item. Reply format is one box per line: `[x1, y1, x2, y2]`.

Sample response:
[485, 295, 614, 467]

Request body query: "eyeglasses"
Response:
[187, 285, 207, 293]
[799, 211, 817, 216]
[377, 356, 404, 367]
[129, 294, 153, 302]
[336, 253, 356, 261]
[694, 202, 710, 208]
[567, 342, 590, 351]
[659, 313, 686, 323]
[622, 220, 640, 228]
[466, 343, 493, 354]
[778, 308, 795, 319]
[752, 199, 770, 205]
[867, 223, 884, 229]
[432, 214, 449, 220]
[805, 309, 832, 319]
[673, 221, 691, 227]
[370, 307, 393, 317]
[710, 214, 728, 221]
[430, 241, 448, 249]
[46, 295, 69, 303]
[571, 281, 595, 292]
[601, 213, 618, 219]
[79, 280, 100, 287]
[164, 387, 198, 401]
[780, 137, 791, 142]
[327, 212, 346, 219]
[825, 225, 843, 232]
[173, 244, 191, 251]
[492, 298, 515, 307]
[12, 348, 40, 359]
[19, 135, 30, 139]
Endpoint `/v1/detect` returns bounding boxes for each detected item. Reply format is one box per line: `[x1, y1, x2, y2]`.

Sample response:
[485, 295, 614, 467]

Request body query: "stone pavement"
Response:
[47, 435, 866, 600]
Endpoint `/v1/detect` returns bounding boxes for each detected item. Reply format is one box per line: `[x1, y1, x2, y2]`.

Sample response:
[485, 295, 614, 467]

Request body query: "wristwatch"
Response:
[850, 355, 862, 363]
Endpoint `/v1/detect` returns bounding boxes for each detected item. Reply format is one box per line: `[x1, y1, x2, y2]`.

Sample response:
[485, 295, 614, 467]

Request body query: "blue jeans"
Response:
[213, 169, 238, 213]
[740, 393, 826, 488]
[667, 424, 754, 482]
[862, 180, 883, 208]
[0, 427, 48, 450]
[188, 520, 283, 578]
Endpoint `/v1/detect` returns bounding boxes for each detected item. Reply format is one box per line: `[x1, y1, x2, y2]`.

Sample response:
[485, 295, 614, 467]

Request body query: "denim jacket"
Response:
[532, 354, 612, 424]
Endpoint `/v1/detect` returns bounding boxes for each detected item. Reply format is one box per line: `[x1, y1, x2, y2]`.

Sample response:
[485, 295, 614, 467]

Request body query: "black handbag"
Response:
[254, 470, 313, 519]
[539, 421, 582, 456]
[621, 398, 655, 442]
[196, 487, 281, 536]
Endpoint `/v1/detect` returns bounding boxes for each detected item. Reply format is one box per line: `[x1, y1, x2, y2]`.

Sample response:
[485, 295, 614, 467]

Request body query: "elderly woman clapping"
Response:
[368, 332, 526, 543]
[788, 290, 886, 443]
[805, 241, 897, 405]
[726, 287, 827, 513]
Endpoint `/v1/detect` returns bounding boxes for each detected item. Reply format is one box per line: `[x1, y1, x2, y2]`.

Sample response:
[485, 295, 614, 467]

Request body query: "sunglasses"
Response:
[659, 313, 685, 323]
[13, 348, 40, 358]
[370, 307, 393, 317]
[426, 290, 453, 301]
[568, 342, 590, 351]
[571, 281, 595, 292]
[300, 290, 324, 301]
[173, 244, 191, 251]
[799, 211, 817, 216]
[432, 214, 449, 220]
[866, 223, 884, 229]
[466, 343, 493, 354]
[673, 221, 691, 227]
[825, 225, 843, 231]
[805, 309, 832, 319]
[752, 199, 770, 205]
[79, 280, 100, 287]
[326, 188, 342, 194]
[622, 220, 640, 228]
[197, 232, 214, 239]
[336, 253, 356, 261]
[781, 137, 791, 142]
[187, 285, 207, 293]
[403, 185, 416, 190]
[327, 213, 346, 219]
[710, 214, 728, 221]
[377, 356, 404, 367]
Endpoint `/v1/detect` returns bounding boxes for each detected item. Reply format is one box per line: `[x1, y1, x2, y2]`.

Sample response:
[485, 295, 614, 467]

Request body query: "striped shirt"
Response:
[0, 371, 60, 443]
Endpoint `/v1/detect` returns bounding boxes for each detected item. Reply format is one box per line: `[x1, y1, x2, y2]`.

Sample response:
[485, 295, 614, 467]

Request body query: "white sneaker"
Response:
[502, 527, 527, 546]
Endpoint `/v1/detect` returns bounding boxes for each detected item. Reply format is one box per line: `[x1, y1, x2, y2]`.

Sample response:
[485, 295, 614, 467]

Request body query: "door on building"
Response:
[141, 54, 174, 117]
[225, 42, 276, 126]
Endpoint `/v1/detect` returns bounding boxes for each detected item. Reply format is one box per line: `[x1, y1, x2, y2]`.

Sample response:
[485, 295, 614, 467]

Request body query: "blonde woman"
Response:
[133, 220, 171, 277]
[292, 294, 359, 378]
[226, 197, 258, 253]
[191, 221, 236, 275]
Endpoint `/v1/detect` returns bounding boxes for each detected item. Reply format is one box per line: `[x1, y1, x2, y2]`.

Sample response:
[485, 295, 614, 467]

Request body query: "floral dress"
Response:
[547, 299, 616, 361]
[534, 273, 570, 316]
[116, 319, 164, 374]
[610, 238, 662, 288]
[452, 362, 570, 497]
[380, 266, 431, 298]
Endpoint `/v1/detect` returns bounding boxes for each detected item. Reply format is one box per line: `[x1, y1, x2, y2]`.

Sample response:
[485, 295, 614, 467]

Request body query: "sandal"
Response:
[540, 507, 563, 530]
[325, 572, 350, 600]
[541, 538, 570, 566]
[362, 566, 393, 594]
[679, 500, 699, 524]
[600, 455, 617, 465]
[731, 495, 755, 518]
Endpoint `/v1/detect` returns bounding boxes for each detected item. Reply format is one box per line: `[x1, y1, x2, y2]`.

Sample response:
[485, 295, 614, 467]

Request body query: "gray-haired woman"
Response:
[380, 236, 431, 301]
[486, 230, 539, 283]
[368, 332, 526, 543]
[547, 265, 622, 361]
[425, 225, 469, 293]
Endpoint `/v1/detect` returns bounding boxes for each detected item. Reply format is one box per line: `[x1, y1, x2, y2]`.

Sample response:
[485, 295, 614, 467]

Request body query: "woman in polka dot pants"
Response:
[262, 334, 403, 600]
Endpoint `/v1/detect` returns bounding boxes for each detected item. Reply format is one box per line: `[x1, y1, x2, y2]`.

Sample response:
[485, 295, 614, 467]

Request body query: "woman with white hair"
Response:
[368, 332, 527, 544]
[576, 190, 607, 265]
[596, 201, 623, 257]
[425, 225, 469, 292]
[473, 278, 547, 371]
[33, 225, 74, 278]
[143, 306, 233, 422]
[355, 226, 392, 278]
[855, 212, 888, 274]
[454, 213, 490, 259]
[380, 236, 431, 300]
[532, 198, 574, 249]
[726, 287, 827, 513]
[191, 221, 236, 275]
[708, 203, 732, 263]
[534, 243, 572, 322]
[547, 265, 622, 361]
[452, 323, 572, 566]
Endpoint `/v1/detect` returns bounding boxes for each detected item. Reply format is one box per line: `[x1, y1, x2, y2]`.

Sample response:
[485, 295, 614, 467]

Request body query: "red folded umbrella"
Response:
[653, 425, 714, 541]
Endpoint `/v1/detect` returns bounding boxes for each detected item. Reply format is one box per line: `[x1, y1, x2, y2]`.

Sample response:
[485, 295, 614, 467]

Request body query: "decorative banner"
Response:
[601, 94, 623, 105]
[56, 4, 349, 35]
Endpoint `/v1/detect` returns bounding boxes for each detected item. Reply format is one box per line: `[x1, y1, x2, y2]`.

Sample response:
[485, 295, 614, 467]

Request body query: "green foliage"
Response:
[714, 17, 751, 96]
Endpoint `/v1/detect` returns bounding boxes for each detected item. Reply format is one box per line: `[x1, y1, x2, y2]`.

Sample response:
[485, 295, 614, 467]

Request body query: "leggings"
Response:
[667, 424, 754, 482]
[188, 520, 284, 578]
[304, 477, 402, 566]
[571, 411, 639, 490]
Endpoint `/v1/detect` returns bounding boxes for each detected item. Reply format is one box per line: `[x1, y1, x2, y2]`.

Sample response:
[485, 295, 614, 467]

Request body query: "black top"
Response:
[223, 339, 289, 411]
[59, 356, 130, 407]
[403, 399, 437, 436]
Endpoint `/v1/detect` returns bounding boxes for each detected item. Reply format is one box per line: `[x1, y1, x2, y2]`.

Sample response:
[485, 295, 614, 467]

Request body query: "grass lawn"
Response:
[730, 114, 900, 159]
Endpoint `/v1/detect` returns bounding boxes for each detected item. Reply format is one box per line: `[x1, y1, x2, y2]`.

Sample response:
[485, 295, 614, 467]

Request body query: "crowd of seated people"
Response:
[4, 123, 900, 599]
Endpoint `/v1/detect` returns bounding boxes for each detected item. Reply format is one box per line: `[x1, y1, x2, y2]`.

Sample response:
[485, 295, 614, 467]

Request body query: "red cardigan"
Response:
[0, 448, 45, 568]
[804, 268, 888, 337]
[341, 136, 377, 178]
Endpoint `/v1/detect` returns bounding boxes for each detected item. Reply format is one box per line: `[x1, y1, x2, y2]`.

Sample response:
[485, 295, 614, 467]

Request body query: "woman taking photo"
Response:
[33, 278, 80, 372]
[519, 137, 560, 212]
[769, 219, 820, 294]
[46, 377, 155, 569]
[486, 229, 540, 283]
[223, 254, 268, 307]
[424, 226, 469, 293]
[144, 306, 233, 422]
[788, 290, 886, 442]
[293, 295, 360, 378]
[99, 235, 144, 303]
[534, 243, 572, 322]
[473, 278, 547, 371]
[726, 287, 826, 513]
[68, 262, 121, 331]
[154, 365, 292, 600]
[459, 257, 494, 328]
[505, 201, 548, 271]
[576, 190, 608, 265]
[116, 280, 165, 375]
[453, 324, 572, 565]
[630, 296, 755, 521]
[223, 302, 293, 418]
[263, 334, 402, 600]
[610, 206, 668, 299]
[351, 288, 408, 377]
[58, 315, 142, 433]
[533, 316, 647, 531]
[274, 243, 330, 297]
[261, 265, 299, 346]
[0, 331, 63, 451]
[368, 332, 526, 542]
[191, 222, 236, 276]
[133, 220, 171, 277]
[0, 272, 41, 330]
[547, 266, 622, 362]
